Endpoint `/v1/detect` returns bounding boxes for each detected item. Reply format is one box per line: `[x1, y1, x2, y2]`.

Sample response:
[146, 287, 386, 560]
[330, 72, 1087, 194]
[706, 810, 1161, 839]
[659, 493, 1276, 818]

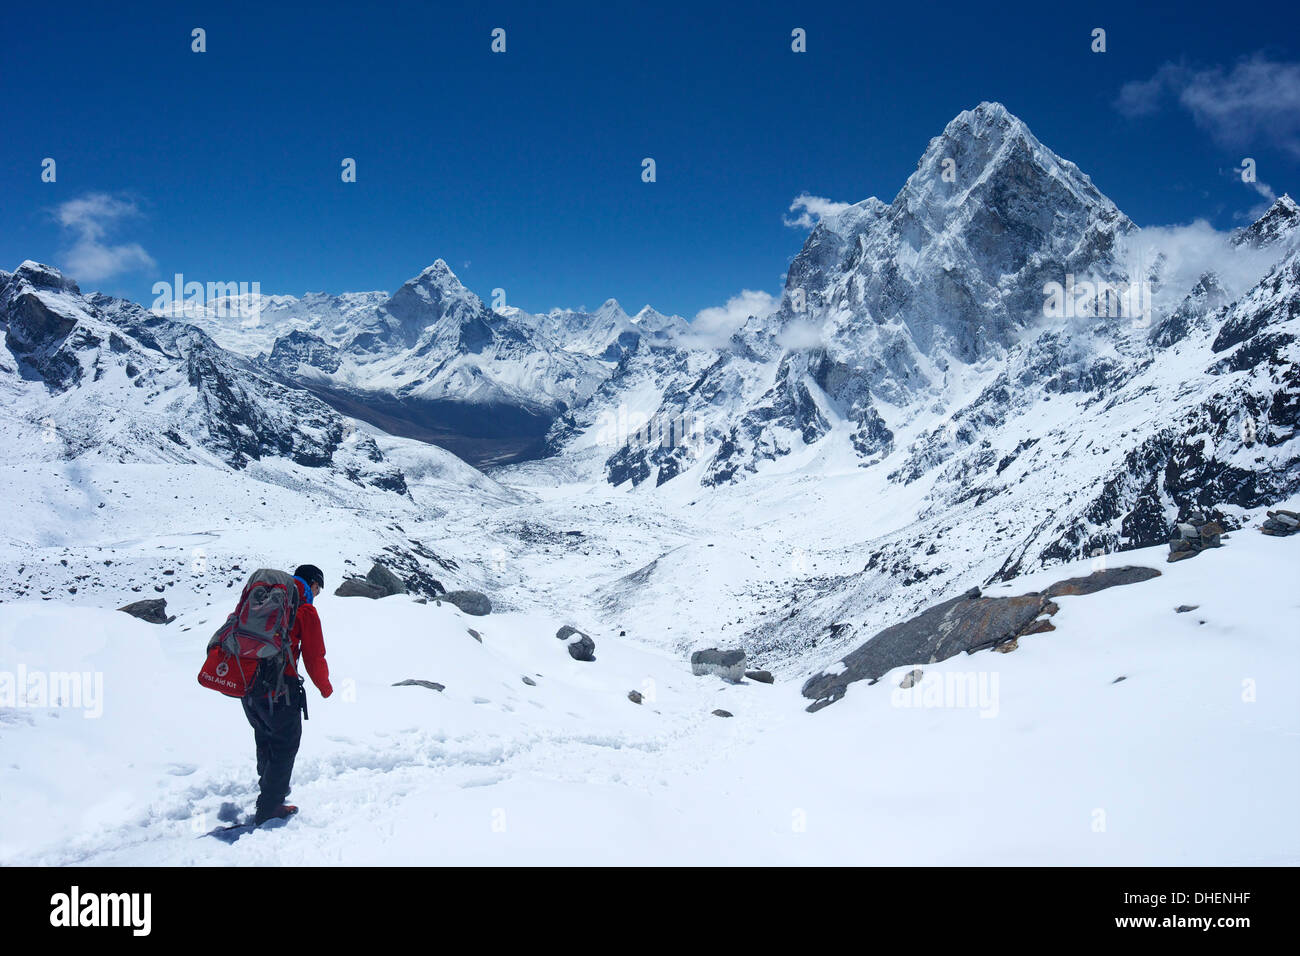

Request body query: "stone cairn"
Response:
[1260, 508, 1300, 537]
[1167, 512, 1225, 563]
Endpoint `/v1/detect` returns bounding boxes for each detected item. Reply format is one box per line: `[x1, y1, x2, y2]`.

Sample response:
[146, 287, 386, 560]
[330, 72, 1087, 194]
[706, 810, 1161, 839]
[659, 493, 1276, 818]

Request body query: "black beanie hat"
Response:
[294, 564, 325, 588]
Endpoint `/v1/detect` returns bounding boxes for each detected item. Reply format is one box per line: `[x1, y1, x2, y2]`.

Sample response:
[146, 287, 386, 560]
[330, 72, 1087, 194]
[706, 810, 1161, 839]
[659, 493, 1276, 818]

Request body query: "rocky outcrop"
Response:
[365, 562, 406, 596]
[392, 679, 444, 692]
[335, 561, 408, 598]
[1044, 566, 1161, 596]
[802, 566, 1161, 712]
[335, 578, 384, 598]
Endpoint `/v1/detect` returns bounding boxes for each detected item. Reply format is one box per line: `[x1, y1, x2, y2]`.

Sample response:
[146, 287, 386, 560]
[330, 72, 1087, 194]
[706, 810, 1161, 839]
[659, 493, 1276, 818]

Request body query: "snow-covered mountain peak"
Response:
[897, 102, 1128, 244]
[592, 298, 629, 321]
[413, 258, 463, 285]
[350, 259, 489, 353]
[13, 260, 80, 294]
[1233, 194, 1300, 250]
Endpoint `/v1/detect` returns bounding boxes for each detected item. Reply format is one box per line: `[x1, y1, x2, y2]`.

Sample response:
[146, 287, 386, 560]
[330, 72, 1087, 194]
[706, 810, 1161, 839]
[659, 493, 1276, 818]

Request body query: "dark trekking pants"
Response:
[242, 673, 305, 825]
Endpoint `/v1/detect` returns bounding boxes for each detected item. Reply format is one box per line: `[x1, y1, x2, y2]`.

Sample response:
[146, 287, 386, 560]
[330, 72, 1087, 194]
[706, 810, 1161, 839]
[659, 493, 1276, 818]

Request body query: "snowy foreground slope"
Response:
[2, 514, 1296, 866]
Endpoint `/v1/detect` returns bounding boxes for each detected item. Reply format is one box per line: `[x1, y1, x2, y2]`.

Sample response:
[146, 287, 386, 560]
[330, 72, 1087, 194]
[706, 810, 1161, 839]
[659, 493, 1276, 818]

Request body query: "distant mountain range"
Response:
[4, 103, 1297, 644]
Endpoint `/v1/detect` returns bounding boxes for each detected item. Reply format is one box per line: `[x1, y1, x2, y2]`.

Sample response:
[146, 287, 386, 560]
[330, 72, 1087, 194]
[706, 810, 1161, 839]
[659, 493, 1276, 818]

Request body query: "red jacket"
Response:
[287, 579, 332, 698]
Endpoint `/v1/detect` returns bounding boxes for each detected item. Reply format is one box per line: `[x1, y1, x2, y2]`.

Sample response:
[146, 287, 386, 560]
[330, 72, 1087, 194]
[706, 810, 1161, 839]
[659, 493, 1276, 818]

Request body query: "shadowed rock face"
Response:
[801, 566, 1160, 712]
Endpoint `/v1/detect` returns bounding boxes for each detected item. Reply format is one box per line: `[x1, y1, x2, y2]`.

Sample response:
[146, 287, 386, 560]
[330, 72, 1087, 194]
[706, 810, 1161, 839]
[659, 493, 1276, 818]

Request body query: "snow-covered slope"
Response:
[2, 518, 1295, 865]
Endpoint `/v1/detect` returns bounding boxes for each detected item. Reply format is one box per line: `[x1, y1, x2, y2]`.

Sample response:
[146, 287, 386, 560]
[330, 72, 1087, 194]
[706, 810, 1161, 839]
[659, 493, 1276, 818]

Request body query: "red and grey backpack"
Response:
[198, 569, 301, 699]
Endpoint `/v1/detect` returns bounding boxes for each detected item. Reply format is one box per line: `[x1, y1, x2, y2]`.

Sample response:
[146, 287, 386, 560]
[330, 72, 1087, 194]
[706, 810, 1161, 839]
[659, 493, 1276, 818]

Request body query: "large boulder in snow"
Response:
[803, 565, 1165, 711]
[443, 590, 492, 615]
[334, 577, 384, 599]
[365, 562, 406, 597]
[567, 633, 597, 662]
[691, 648, 746, 682]
[555, 625, 596, 660]
[118, 598, 175, 625]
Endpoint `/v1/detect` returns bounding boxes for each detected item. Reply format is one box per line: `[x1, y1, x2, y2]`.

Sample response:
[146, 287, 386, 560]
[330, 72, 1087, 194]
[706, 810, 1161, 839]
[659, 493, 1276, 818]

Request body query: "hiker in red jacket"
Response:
[242, 564, 333, 825]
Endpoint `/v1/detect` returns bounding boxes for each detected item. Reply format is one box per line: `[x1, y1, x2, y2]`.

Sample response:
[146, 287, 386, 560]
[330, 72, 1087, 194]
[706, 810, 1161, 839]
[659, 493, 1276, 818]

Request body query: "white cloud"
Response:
[687, 289, 778, 346]
[1117, 55, 1300, 157]
[1115, 218, 1282, 313]
[53, 193, 155, 282]
[784, 193, 852, 229]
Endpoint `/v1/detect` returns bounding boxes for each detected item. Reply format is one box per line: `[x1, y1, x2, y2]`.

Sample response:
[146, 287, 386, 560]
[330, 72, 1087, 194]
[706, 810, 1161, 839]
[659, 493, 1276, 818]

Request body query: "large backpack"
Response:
[198, 569, 301, 700]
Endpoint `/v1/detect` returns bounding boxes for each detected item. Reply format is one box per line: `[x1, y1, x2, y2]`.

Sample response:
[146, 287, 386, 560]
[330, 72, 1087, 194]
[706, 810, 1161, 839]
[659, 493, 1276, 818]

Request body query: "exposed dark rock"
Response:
[711, 709, 733, 718]
[566, 634, 596, 661]
[1175, 605, 1199, 613]
[365, 562, 406, 597]
[467, 628, 482, 642]
[555, 625, 587, 641]
[803, 562, 1161, 711]
[522, 676, 536, 686]
[118, 598, 175, 624]
[627, 690, 643, 704]
[334, 577, 384, 599]
[1167, 515, 1227, 562]
[744, 670, 774, 684]
[1044, 566, 1161, 597]
[392, 679, 444, 692]
[691, 648, 747, 682]
[443, 590, 491, 615]
[1261, 508, 1300, 536]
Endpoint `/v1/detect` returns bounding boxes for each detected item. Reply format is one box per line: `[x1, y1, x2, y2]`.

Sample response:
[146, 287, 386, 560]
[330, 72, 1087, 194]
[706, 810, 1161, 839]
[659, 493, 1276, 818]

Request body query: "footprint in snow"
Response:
[165, 763, 197, 776]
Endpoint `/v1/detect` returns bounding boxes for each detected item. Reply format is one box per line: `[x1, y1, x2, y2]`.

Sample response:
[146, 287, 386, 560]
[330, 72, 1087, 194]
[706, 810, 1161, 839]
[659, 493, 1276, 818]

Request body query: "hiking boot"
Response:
[254, 804, 298, 826]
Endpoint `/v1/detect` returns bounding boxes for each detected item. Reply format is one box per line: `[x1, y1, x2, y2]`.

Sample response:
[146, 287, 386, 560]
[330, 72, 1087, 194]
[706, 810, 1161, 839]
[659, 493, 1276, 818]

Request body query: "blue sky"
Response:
[2, 0, 1298, 319]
